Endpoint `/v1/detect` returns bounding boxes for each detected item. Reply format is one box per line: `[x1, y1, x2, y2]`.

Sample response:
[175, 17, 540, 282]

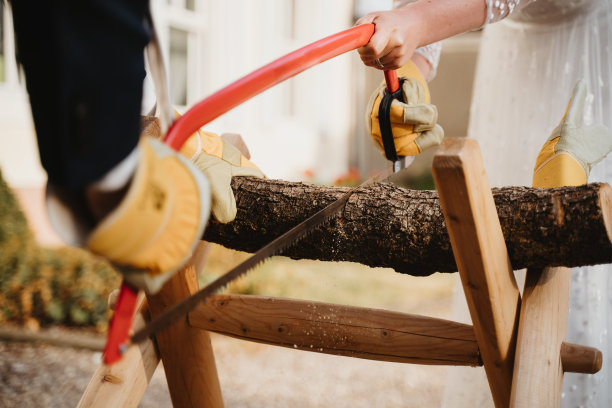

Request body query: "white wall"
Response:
[185, 0, 356, 182]
[0, 89, 43, 188]
[0, 1, 359, 189]
[0, 1, 481, 190]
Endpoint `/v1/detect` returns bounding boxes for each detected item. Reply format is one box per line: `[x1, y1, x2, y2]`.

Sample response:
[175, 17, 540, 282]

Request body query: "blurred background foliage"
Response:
[199, 243, 454, 317]
[0, 169, 120, 331]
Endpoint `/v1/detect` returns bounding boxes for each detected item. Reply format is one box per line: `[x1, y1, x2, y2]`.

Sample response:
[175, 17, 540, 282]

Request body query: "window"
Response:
[167, 0, 196, 11]
[169, 27, 188, 106]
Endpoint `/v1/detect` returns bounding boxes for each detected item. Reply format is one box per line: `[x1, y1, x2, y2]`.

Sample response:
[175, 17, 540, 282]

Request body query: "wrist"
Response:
[395, 5, 426, 47]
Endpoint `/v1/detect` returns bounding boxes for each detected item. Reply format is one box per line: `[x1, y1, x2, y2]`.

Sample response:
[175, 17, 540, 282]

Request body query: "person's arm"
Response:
[357, 0, 534, 70]
[356, 0, 486, 70]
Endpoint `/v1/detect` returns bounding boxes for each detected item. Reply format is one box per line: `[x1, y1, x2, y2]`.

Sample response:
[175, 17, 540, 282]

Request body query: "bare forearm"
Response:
[407, 0, 486, 48]
[357, 0, 487, 70]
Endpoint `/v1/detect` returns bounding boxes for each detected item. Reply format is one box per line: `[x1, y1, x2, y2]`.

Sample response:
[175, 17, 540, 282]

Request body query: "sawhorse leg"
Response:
[146, 261, 224, 408]
[433, 137, 521, 408]
[77, 298, 160, 408]
[511, 266, 570, 407]
[78, 244, 224, 408]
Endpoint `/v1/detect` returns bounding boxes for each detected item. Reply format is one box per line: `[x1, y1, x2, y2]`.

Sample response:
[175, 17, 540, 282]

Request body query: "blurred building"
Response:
[150, 0, 359, 182]
[0, 0, 479, 246]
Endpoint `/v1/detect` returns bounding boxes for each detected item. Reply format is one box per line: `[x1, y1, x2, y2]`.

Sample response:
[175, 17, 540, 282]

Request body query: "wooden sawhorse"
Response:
[77, 137, 604, 407]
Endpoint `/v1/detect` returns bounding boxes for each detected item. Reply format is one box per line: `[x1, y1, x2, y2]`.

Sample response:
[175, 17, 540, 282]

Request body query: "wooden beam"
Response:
[511, 267, 570, 407]
[188, 294, 598, 373]
[147, 263, 224, 408]
[561, 342, 602, 374]
[189, 294, 480, 366]
[432, 137, 520, 408]
[77, 299, 160, 408]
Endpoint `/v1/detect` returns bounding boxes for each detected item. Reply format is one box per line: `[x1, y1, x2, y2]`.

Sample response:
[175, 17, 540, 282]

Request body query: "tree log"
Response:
[202, 178, 612, 276]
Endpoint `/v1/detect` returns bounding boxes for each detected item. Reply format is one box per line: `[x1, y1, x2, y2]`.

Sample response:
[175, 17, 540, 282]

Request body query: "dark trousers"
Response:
[11, 0, 150, 190]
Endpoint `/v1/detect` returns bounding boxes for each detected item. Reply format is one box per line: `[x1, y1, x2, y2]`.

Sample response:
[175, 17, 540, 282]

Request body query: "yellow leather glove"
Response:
[533, 80, 612, 187]
[367, 61, 444, 157]
[141, 112, 264, 223]
[47, 136, 211, 294]
[180, 129, 264, 223]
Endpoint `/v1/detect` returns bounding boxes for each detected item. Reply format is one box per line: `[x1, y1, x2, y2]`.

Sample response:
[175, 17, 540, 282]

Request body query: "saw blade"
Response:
[130, 169, 392, 344]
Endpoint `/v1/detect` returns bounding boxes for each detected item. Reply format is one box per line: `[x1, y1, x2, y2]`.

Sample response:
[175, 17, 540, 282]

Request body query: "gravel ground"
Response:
[0, 340, 172, 408]
[0, 324, 452, 407]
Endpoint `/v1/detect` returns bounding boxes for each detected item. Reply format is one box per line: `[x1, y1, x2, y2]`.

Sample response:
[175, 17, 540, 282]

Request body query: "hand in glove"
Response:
[367, 61, 444, 157]
[533, 80, 612, 187]
[180, 129, 264, 223]
[47, 135, 211, 295]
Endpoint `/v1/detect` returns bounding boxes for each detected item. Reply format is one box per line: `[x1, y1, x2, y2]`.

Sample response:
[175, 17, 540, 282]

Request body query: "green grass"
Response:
[199, 244, 455, 317]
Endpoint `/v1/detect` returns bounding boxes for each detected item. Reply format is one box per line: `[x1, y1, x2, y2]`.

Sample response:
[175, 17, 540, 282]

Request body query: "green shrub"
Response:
[0, 169, 120, 330]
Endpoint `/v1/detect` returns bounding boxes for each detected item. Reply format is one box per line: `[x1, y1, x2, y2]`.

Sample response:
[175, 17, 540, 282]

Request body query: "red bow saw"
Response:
[104, 23, 400, 365]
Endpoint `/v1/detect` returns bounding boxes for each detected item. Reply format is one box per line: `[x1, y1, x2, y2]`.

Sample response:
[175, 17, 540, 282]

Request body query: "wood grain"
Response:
[77, 300, 160, 408]
[561, 342, 602, 374]
[432, 137, 520, 408]
[188, 294, 597, 373]
[189, 294, 480, 366]
[147, 263, 224, 408]
[203, 178, 612, 274]
[511, 267, 570, 407]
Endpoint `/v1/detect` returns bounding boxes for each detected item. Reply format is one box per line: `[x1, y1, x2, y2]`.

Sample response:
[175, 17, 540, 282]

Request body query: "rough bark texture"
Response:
[202, 178, 612, 276]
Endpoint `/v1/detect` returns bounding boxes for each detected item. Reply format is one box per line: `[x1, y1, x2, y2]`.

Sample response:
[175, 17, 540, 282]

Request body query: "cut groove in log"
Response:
[202, 178, 612, 275]
[188, 294, 600, 374]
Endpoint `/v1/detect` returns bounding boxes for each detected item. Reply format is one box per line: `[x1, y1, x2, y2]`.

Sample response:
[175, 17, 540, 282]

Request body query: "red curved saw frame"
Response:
[164, 24, 375, 150]
[105, 23, 396, 365]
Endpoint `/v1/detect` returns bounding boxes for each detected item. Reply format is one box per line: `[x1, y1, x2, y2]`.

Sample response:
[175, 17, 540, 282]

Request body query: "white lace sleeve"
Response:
[484, 0, 537, 24]
[414, 42, 442, 81]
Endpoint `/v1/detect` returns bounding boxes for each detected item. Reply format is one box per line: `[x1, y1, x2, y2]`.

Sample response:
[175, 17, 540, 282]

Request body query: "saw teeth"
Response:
[132, 169, 390, 343]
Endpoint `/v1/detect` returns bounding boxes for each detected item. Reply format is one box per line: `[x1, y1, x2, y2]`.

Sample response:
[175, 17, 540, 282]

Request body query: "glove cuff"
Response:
[532, 153, 587, 188]
[396, 61, 430, 103]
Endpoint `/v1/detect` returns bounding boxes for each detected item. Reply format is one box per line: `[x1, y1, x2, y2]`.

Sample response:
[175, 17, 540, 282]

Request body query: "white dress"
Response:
[443, 1, 612, 406]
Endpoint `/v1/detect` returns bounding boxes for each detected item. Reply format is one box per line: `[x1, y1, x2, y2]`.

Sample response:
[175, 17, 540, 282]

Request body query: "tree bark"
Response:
[202, 178, 612, 276]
